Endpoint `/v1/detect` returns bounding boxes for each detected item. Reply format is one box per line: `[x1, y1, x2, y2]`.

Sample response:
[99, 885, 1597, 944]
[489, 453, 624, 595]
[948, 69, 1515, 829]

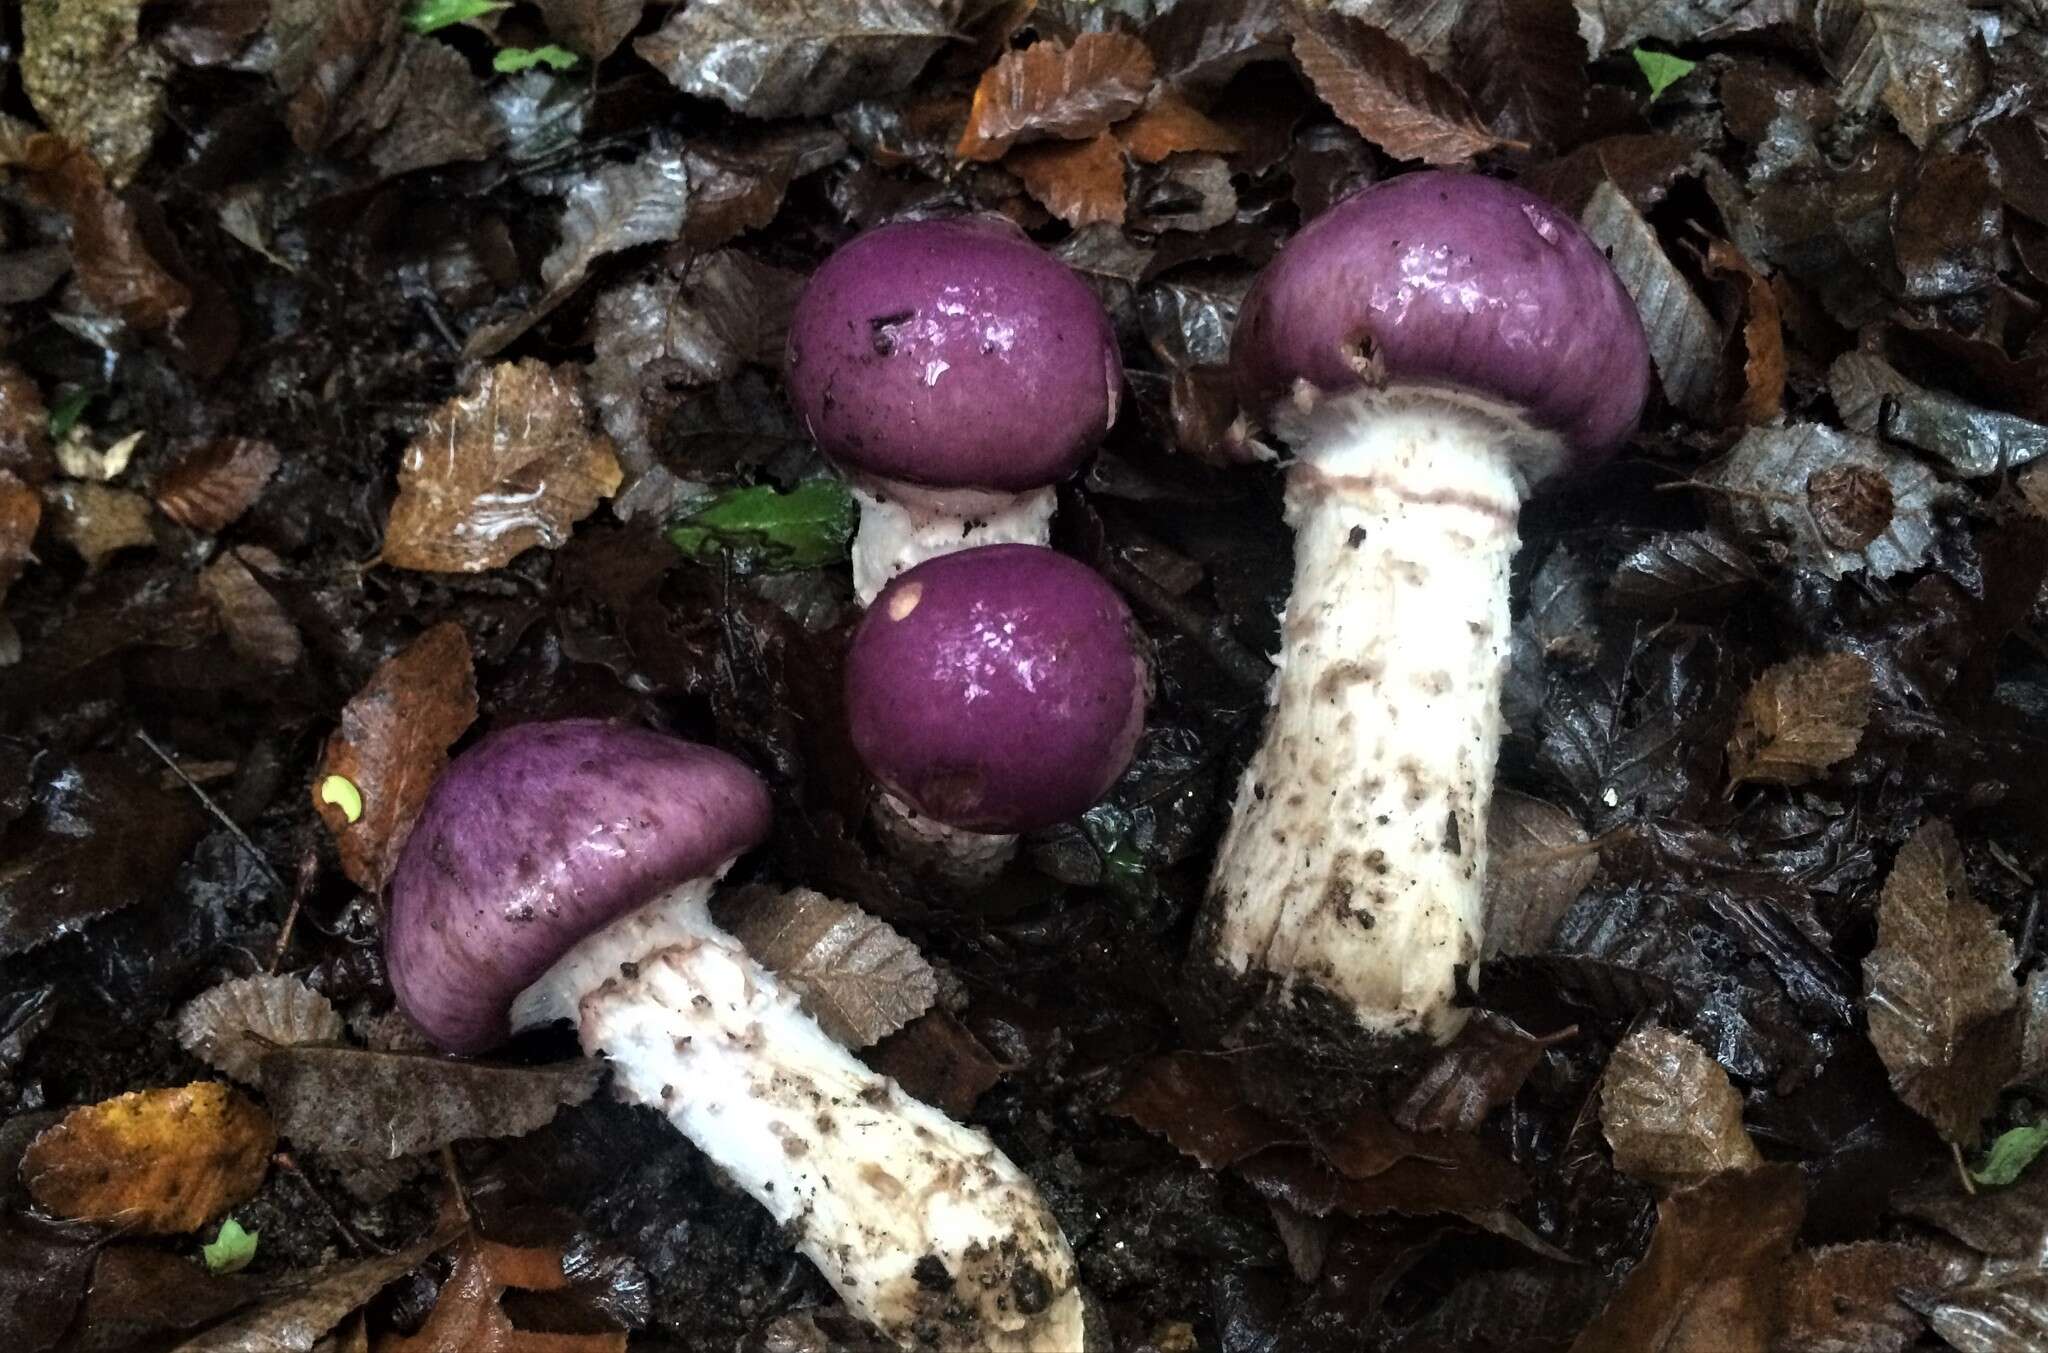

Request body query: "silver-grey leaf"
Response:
[1580, 181, 1722, 420]
[175, 974, 345, 1085]
[635, 0, 956, 119]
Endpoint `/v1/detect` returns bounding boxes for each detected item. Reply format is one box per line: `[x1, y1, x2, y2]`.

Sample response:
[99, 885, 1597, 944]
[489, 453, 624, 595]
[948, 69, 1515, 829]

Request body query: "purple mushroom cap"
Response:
[386, 720, 772, 1054]
[846, 544, 1148, 833]
[786, 215, 1122, 493]
[1232, 171, 1652, 466]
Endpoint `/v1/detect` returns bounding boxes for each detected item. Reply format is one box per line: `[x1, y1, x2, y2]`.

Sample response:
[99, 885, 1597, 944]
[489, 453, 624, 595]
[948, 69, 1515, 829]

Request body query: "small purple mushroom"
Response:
[846, 546, 1148, 869]
[387, 719, 1085, 1352]
[1199, 172, 1652, 1048]
[787, 215, 1122, 602]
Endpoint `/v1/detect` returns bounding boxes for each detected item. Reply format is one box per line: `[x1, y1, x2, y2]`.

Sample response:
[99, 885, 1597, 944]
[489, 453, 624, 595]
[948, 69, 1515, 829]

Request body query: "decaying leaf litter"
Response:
[2, 0, 2047, 1348]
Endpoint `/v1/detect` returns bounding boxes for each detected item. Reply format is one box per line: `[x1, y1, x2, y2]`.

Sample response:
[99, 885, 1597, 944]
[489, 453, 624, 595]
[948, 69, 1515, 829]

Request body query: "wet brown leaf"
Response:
[1235, 1131, 1533, 1237]
[73, 1246, 264, 1351]
[532, 0, 644, 59]
[1815, 0, 1984, 149]
[383, 361, 622, 573]
[1726, 652, 1875, 788]
[173, 1223, 463, 1353]
[0, 473, 40, 604]
[1116, 89, 1244, 163]
[19, 136, 190, 331]
[1483, 790, 1599, 959]
[20, 0, 170, 187]
[714, 886, 938, 1049]
[176, 975, 346, 1086]
[156, 438, 280, 534]
[1450, 0, 1587, 152]
[957, 33, 1155, 161]
[0, 361, 52, 481]
[1394, 1013, 1563, 1134]
[312, 622, 478, 892]
[1112, 1052, 1298, 1169]
[682, 129, 846, 249]
[1009, 132, 1128, 227]
[635, 0, 953, 119]
[48, 481, 155, 571]
[198, 546, 303, 671]
[1283, 7, 1504, 165]
[22, 1082, 275, 1233]
[1805, 465, 1895, 552]
[374, 1234, 626, 1353]
[1607, 531, 1760, 615]
[1580, 181, 1722, 421]
[1148, 0, 1291, 92]
[1777, 1242, 1939, 1353]
[1600, 1024, 1762, 1184]
[1702, 239, 1785, 426]
[1864, 820, 2020, 1145]
[863, 1009, 1003, 1119]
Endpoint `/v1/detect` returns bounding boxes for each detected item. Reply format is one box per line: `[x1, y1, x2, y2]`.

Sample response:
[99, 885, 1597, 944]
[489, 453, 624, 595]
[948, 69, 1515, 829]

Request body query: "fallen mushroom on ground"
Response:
[1196, 172, 1652, 1052]
[385, 720, 1087, 1353]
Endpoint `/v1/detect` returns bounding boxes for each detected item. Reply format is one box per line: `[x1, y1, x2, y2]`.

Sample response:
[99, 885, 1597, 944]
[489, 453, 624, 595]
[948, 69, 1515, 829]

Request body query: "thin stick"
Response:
[135, 729, 291, 895]
[269, 845, 321, 975]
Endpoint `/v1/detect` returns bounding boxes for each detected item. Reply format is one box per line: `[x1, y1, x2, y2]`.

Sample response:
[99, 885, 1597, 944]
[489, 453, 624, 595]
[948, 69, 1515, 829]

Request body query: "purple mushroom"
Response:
[387, 720, 1085, 1352]
[846, 545, 1149, 881]
[1198, 172, 1652, 1048]
[786, 215, 1122, 603]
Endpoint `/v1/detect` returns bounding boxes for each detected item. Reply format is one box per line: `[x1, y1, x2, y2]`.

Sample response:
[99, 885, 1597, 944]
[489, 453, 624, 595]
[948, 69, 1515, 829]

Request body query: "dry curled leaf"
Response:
[1702, 239, 1786, 426]
[634, 0, 953, 119]
[0, 472, 40, 604]
[957, 32, 1156, 161]
[383, 361, 622, 573]
[714, 886, 938, 1049]
[47, 481, 155, 571]
[1283, 7, 1503, 166]
[1863, 820, 2020, 1144]
[175, 974, 346, 1086]
[312, 622, 477, 892]
[1726, 652, 1874, 788]
[155, 438, 280, 533]
[199, 547, 303, 670]
[1599, 1025, 1762, 1184]
[374, 1234, 626, 1353]
[1010, 131, 1128, 227]
[1116, 88, 1244, 163]
[1482, 790, 1598, 959]
[22, 1082, 275, 1233]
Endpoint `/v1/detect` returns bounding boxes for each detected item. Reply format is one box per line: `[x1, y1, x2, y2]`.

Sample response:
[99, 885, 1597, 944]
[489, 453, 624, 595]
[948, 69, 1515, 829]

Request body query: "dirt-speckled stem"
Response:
[1203, 403, 1524, 1046]
[541, 884, 1085, 1352]
[850, 478, 1055, 605]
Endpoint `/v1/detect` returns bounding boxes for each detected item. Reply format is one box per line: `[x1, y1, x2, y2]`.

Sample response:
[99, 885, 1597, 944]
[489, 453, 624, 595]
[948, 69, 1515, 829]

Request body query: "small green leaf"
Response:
[405, 0, 507, 35]
[493, 44, 580, 73]
[666, 481, 856, 574]
[202, 1217, 259, 1274]
[1971, 1124, 2048, 1187]
[1632, 48, 1698, 102]
[319, 775, 363, 824]
[48, 388, 94, 441]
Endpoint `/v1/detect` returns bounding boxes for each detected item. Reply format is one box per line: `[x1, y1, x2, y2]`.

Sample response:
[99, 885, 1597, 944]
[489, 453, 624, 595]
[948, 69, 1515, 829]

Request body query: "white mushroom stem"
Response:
[1203, 399, 1532, 1046]
[515, 882, 1085, 1353]
[851, 477, 1055, 605]
[869, 790, 1019, 889]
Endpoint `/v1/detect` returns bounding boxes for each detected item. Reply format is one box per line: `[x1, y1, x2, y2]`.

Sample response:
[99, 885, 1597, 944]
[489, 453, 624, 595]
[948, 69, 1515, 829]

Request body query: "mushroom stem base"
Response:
[850, 480, 1055, 605]
[573, 885, 1085, 1353]
[1200, 405, 1523, 1046]
[870, 790, 1019, 888]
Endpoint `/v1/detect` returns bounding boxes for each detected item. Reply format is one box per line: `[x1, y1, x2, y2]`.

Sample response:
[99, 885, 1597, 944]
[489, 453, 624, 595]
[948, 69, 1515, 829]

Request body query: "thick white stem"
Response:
[850, 480, 1054, 605]
[870, 790, 1019, 888]
[540, 885, 1084, 1353]
[1204, 406, 1523, 1046]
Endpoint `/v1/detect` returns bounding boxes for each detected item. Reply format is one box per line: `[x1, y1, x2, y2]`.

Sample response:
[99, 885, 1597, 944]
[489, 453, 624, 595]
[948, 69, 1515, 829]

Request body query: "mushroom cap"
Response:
[1232, 171, 1652, 467]
[386, 720, 772, 1054]
[846, 544, 1148, 834]
[786, 215, 1122, 493]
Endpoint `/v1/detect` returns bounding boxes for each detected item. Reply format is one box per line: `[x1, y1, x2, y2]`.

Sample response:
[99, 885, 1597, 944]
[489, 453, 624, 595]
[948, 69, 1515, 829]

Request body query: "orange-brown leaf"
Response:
[20, 135, 190, 331]
[0, 471, 40, 603]
[313, 622, 478, 891]
[1009, 132, 1127, 227]
[374, 1235, 625, 1353]
[1283, 8, 1504, 166]
[958, 33, 1155, 161]
[1116, 88, 1244, 164]
[1703, 239, 1786, 426]
[156, 437, 280, 533]
[21, 1082, 275, 1233]
[199, 546, 303, 670]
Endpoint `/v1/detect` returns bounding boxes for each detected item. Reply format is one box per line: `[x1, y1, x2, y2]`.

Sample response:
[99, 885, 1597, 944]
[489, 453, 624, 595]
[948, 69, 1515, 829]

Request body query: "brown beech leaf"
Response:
[957, 33, 1156, 161]
[22, 1082, 275, 1233]
[1450, 0, 1587, 152]
[1702, 239, 1785, 426]
[20, 0, 170, 187]
[1395, 1013, 1566, 1135]
[383, 361, 623, 574]
[47, 481, 155, 571]
[1009, 131, 1127, 227]
[714, 887, 937, 1049]
[634, 0, 953, 119]
[155, 438, 279, 533]
[1116, 88, 1244, 163]
[1282, 7, 1504, 166]
[312, 622, 478, 892]
[1778, 1242, 1940, 1353]
[375, 1234, 625, 1353]
[1806, 465, 1895, 552]
[1607, 531, 1761, 615]
[1815, 0, 1983, 149]
[0, 360, 52, 479]
[1482, 790, 1598, 958]
[1863, 820, 2020, 1145]
[532, 0, 644, 59]
[2023, 462, 2048, 522]
[1726, 652, 1874, 788]
[863, 1010, 1003, 1119]
[0, 472, 40, 604]
[1112, 1052, 1299, 1169]
[174, 1223, 463, 1353]
[198, 546, 303, 670]
[175, 974, 346, 1086]
[1599, 1025, 1762, 1184]
[1148, 0, 1292, 92]
[19, 135, 190, 332]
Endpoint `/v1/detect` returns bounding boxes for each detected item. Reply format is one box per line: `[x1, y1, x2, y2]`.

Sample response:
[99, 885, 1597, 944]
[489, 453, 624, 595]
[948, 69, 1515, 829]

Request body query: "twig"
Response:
[134, 729, 291, 896]
[269, 845, 321, 975]
[275, 1150, 381, 1255]
[1954, 1141, 1978, 1196]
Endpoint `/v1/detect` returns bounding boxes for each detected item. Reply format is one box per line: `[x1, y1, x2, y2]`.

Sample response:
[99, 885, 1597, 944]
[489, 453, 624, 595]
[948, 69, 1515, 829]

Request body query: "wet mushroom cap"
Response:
[1231, 171, 1653, 465]
[846, 544, 1148, 834]
[786, 215, 1122, 493]
[386, 719, 773, 1054]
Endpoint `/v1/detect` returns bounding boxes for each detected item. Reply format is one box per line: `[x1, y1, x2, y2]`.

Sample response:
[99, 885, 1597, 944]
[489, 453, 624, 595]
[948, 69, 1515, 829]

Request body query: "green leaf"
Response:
[405, 0, 507, 35]
[493, 44, 580, 73]
[665, 480, 856, 574]
[47, 387, 94, 441]
[1632, 48, 1698, 101]
[1971, 1124, 2048, 1187]
[201, 1217, 259, 1274]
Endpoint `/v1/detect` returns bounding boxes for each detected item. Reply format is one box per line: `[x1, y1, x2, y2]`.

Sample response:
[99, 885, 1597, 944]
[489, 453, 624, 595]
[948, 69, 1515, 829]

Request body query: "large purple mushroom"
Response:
[847, 545, 1148, 863]
[387, 720, 1086, 1353]
[786, 215, 1122, 602]
[1198, 172, 1652, 1049]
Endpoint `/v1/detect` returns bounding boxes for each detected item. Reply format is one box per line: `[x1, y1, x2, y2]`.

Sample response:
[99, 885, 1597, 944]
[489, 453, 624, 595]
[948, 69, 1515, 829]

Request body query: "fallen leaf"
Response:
[172, 1222, 462, 1353]
[1116, 88, 1243, 163]
[1235, 1129, 1535, 1241]
[1112, 1052, 1298, 1170]
[47, 481, 155, 570]
[262, 1046, 604, 1160]
[1580, 181, 1723, 420]
[23, 1082, 275, 1233]
[681, 129, 846, 249]
[312, 622, 478, 891]
[1450, 0, 1587, 152]
[19, 136, 190, 331]
[0, 472, 40, 604]
[72, 1245, 264, 1348]
[1009, 131, 1128, 227]
[1482, 790, 1599, 958]
[1777, 1242, 1940, 1353]
[56, 427, 142, 481]
[1599, 1024, 1762, 1184]
[2024, 462, 2048, 522]
[1607, 531, 1760, 615]
[1283, 7, 1503, 166]
[383, 362, 622, 573]
[374, 1234, 626, 1353]
[956, 32, 1155, 161]
[634, 0, 953, 119]
[1815, 0, 1983, 148]
[1702, 239, 1785, 425]
[1128, 152, 1239, 234]
[1829, 351, 2048, 480]
[198, 547, 303, 671]
[1394, 1013, 1564, 1134]
[1805, 465, 1895, 552]
[176, 975, 347, 1086]
[1864, 820, 2020, 1144]
[155, 438, 280, 533]
[0, 360, 51, 479]
[1726, 652, 1875, 788]
[862, 1009, 1003, 1118]
[713, 886, 936, 1048]
[20, 0, 170, 186]
[1147, 0, 1291, 92]
[532, 0, 643, 58]
[0, 1215, 96, 1353]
